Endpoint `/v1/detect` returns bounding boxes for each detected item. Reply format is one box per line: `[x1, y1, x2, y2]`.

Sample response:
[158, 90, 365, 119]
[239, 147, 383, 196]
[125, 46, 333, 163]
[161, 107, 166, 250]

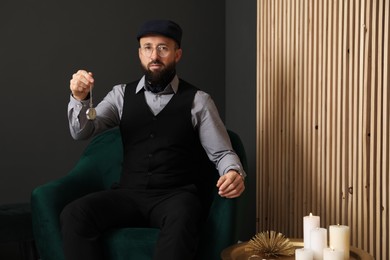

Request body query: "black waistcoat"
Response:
[119, 79, 215, 192]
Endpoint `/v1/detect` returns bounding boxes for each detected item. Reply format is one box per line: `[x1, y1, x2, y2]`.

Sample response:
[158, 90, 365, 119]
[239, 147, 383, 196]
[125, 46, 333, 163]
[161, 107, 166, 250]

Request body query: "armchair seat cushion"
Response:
[104, 228, 159, 259]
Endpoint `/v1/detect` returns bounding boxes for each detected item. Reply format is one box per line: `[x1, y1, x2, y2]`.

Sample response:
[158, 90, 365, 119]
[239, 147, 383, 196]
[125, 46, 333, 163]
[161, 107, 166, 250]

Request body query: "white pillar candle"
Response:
[310, 227, 327, 260]
[303, 213, 320, 248]
[323, 247, 344, 260]
[295, 248, 314, 260]
[329, 224, 350, 260]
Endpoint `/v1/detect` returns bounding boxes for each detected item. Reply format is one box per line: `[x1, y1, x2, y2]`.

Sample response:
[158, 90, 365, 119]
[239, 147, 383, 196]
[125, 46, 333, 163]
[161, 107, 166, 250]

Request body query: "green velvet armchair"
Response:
[31, 127, 247, 260]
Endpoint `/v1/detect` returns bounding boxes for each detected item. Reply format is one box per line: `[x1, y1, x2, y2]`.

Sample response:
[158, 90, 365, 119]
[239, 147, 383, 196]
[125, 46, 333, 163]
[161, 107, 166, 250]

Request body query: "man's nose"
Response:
[149, 48, 159, 59]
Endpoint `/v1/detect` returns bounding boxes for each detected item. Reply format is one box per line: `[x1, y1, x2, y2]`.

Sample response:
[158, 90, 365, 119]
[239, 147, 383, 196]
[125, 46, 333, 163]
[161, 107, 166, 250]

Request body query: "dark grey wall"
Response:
[0, 0, 225, 204]
[226, 0, 257, 241]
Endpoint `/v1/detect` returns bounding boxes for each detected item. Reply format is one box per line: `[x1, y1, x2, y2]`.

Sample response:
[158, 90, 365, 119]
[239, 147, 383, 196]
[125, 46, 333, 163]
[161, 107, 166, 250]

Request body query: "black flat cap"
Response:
[136, 20, 183, 47]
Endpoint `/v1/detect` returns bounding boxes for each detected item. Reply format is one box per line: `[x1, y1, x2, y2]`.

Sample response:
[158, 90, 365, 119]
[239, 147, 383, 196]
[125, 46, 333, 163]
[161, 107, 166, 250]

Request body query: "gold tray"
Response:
[221, 239, 374, 260]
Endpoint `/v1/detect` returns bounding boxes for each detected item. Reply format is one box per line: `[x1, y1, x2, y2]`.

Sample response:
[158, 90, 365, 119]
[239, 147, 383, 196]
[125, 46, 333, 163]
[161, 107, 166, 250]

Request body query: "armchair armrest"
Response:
[31, 161, 108, 260]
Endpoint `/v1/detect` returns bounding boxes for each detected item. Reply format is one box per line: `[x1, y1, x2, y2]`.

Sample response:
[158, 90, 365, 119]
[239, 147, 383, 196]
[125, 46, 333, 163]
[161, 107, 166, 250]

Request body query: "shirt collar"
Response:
[136, 75, 179, 94]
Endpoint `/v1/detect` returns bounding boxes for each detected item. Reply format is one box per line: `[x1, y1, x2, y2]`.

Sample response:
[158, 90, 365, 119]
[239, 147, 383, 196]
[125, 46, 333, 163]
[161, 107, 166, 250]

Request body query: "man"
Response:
[63, 19, 245, 260]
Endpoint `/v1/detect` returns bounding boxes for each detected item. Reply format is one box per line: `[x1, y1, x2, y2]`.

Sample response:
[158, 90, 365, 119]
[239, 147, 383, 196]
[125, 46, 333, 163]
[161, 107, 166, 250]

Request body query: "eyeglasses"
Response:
[140, 45, 171, 58]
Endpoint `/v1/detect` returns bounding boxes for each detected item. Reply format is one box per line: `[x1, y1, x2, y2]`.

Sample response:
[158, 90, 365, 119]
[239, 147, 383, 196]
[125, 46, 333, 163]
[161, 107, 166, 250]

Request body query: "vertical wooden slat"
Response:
[330, 0, 337, 225]
[347, 0, 354, 238]
[382, 0, 390, 259]
[312, 0, 320, 218]
[269, 0, 275, 228]
[285, 0, 293, 235]
[369, 0, 377, 255]
[352, 0, 360, 247]
[269, 0, 275, 231]
[307, 0, 314, 217]
[318, 0, 326, 224]
[256, 0, 389, 259]
[357, 0, 365, 249]
[299, 0, 305, 228]
[325, 0, 332, 227]
[341, 0, 349, 226]
[290, 0, 297, 235]
[382, 1, 389, 259]
[263, 0, 267, 233]
[362, 0, 371, 251]
[295, 0, 300, 222]
[282, 0, 287, 234]
[333, 1, 344, 224]
[303, 0, 309, 216]
[276, 0, 282, 231]
[376, 0, 384, 258]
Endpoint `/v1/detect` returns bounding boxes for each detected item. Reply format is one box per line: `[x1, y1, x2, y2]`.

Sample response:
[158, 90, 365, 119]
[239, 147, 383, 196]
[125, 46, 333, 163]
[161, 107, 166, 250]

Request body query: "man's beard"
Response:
[142, 59, 176, 88]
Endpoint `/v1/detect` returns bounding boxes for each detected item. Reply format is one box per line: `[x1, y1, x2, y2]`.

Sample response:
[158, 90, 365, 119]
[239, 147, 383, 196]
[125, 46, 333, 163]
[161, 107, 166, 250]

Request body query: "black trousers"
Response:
[60, 186, 206, 260]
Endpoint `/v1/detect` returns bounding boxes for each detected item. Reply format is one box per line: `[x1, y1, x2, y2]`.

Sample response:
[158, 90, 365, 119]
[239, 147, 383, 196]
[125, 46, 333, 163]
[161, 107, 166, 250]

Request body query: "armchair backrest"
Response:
[68, 128, 124, 190]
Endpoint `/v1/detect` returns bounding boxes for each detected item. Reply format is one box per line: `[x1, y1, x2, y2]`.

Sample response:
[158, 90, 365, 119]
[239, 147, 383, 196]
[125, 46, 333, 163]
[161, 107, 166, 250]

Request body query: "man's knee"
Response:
[60, 199, 96, 236]
[163, 194, 203, 227]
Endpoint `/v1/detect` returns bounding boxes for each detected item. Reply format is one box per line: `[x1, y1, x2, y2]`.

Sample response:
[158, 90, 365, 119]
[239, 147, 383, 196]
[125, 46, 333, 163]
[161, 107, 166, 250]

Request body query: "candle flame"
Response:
[309, 213, 313, 216]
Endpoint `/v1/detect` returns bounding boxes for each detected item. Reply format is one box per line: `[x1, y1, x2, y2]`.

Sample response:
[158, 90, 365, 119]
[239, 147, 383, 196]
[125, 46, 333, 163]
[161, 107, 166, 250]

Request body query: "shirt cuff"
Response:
[224, 165, 246, 180]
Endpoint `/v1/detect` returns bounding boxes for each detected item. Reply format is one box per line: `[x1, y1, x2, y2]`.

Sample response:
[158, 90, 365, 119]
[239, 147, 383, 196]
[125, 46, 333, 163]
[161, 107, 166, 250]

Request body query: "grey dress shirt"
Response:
[68, 75, 245, 177]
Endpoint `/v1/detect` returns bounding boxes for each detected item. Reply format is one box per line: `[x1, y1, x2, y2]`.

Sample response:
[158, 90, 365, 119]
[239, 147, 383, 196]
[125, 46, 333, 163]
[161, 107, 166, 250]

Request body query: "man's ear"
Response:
[175, 48, 183, 63]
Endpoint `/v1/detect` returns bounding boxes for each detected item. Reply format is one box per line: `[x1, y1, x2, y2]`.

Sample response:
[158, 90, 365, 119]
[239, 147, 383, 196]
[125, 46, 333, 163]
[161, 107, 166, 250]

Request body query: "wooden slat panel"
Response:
[256, 0, 389, 259]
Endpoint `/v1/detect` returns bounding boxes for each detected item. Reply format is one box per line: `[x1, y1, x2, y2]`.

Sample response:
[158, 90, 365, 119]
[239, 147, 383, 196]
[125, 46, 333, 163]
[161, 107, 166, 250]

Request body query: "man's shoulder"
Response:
[178, 78, 196, 88]
[178, 78, 208, 93]
[178, 79, 211, 97]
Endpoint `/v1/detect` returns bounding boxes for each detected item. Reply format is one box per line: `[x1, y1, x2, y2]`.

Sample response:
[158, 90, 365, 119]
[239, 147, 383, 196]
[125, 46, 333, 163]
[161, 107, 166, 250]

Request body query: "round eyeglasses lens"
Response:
[142, 45, 170, 58]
